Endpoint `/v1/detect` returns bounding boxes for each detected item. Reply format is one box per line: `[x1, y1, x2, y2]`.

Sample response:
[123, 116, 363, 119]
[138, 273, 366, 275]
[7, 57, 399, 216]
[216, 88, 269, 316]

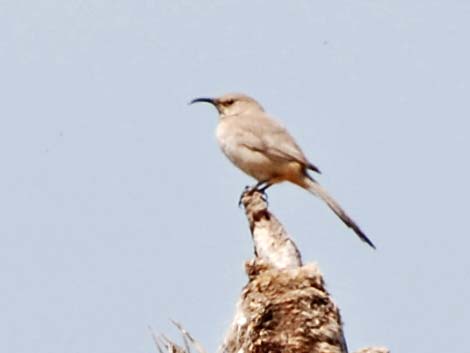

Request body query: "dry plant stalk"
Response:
[220, 191, 348, 353]
[156, 190, 388, 353]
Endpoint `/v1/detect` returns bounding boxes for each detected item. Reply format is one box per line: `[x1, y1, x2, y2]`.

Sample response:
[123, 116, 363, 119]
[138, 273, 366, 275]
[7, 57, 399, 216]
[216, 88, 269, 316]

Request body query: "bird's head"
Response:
[190, 93, 264, 117]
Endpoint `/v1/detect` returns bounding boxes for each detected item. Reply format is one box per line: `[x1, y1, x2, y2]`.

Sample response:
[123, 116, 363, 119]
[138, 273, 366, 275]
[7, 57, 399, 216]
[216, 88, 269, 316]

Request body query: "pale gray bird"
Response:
[190, 93, 375, 249]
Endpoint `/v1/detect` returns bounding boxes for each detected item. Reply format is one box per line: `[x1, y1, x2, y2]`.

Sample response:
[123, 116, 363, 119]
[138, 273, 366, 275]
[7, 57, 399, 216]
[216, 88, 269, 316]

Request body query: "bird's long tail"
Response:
[300, 176, 376, 249]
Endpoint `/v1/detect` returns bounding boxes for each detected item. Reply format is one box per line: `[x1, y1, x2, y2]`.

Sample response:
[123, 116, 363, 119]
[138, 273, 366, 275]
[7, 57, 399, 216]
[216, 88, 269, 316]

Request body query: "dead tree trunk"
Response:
[219, 191, 347, 353]
[155, 191, 388, 353]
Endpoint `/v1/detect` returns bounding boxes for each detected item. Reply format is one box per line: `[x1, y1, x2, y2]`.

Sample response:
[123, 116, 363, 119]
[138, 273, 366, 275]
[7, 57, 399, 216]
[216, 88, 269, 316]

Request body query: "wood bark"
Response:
[156, 190, 388, 353]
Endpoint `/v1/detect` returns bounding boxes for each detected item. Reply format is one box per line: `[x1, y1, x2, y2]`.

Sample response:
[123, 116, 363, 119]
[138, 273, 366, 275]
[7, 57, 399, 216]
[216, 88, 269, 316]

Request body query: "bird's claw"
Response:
[238, 185, 269, 207]
[260, 190, 269, 204]
[238, 185, 252, 207]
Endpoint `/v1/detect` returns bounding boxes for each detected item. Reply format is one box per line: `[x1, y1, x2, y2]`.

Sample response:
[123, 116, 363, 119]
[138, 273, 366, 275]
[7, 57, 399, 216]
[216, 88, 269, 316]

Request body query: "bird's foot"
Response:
[260, 189, 269, 204]
[238, 185, 253, 207]
[238, 184, 269, 207]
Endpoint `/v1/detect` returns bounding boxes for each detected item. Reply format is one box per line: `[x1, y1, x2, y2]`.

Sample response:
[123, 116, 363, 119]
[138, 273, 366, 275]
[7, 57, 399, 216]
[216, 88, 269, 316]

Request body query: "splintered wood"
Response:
[220, 260, 348, 353]
[240, 190, 302, 270]
[156, 190, 388, 353]
[220, 190, 347, 353]
[219, 191, 388, 353]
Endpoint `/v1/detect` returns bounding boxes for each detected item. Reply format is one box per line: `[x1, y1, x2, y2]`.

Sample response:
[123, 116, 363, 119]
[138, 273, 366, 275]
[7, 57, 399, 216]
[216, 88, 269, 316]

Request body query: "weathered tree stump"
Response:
[155, 190, 388, 353]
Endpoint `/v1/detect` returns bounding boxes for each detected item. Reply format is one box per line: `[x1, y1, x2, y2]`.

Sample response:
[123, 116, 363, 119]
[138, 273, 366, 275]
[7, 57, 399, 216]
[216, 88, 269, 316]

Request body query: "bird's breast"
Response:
[216, 120, 283, 182]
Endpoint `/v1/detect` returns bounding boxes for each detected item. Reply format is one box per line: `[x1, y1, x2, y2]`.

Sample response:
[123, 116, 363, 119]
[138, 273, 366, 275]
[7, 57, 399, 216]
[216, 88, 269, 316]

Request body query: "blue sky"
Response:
[1, 1, 469, 352]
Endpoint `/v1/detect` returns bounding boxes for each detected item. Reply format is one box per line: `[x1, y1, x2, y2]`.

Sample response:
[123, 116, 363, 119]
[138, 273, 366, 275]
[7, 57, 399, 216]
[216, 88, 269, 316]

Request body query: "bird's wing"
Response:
[238, 113, 321, 173]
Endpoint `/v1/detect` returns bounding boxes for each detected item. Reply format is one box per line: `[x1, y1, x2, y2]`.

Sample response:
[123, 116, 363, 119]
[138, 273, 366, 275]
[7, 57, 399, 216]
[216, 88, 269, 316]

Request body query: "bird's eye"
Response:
[225, 99, 234, 106]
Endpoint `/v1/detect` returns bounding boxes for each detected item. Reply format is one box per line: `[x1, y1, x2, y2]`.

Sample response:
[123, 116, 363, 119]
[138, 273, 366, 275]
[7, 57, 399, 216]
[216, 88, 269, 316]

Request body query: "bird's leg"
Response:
[253, 180, 268, 191]
[256, 182, 272, 204]
[257, 183, 272, 193]
[247, 180, 269, 194]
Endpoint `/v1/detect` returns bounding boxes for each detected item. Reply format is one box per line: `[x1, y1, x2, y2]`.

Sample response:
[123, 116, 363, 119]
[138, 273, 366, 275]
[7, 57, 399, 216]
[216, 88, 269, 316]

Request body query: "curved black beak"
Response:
[189, 97, 216, 105]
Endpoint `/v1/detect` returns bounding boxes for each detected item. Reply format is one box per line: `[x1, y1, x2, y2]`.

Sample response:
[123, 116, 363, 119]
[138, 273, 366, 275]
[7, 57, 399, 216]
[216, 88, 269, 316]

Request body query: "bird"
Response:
[190, 93, 375, 249]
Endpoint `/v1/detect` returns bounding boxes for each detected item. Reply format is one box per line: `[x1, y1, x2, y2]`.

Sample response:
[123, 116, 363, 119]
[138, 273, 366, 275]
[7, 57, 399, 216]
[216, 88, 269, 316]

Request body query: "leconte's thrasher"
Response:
[190, 93, 375, 249]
